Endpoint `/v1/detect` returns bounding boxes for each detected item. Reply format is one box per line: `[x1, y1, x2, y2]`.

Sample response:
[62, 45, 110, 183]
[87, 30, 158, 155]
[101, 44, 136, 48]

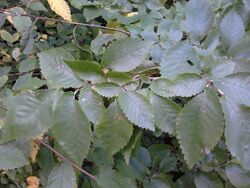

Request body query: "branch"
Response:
[35, 138, 97, 182]
[0, 9, 131, 35]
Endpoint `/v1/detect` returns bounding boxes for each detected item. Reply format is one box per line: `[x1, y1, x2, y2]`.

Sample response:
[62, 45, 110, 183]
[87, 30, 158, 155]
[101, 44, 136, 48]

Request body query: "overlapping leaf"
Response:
[150, 74, 207, 98]
[102, 38, 152, 72]
[51, 93, 92, 165]
[222, 98, 250, 171]
[47, 162, 76, 188]
[176, 89, 224, 168]
[118, 91, 154, 131]
[78, 87, 105, 124]
[38, 48, 82, 89]
[95, 101, 133, 155]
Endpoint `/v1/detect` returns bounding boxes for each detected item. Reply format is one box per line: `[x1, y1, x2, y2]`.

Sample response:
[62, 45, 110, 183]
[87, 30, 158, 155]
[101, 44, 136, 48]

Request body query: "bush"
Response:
[0, 0, 250, 187]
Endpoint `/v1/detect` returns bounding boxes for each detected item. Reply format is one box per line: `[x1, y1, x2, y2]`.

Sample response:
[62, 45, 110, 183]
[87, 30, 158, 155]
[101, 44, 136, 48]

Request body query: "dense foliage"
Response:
[0, 0, 250, 187]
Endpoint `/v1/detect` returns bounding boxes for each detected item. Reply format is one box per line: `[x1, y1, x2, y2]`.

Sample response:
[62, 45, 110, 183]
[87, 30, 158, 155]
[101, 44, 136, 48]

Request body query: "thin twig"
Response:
[0, 8, 130, 35]
[72, 25, 91, 53]
[35, 138, 97, 182]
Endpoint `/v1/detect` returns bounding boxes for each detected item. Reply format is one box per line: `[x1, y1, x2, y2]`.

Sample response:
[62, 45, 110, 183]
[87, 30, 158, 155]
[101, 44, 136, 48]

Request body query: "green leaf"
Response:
[78, 87, 105, 124]
[214, 73, 250, 106]
[194, 172, 223, 188]
[150, 74, 207, 98]
[69, 0, 101, 9]
[118, 91, 154, 131]
[96, 168, 137, 188]
[93, 82, 122, 98]
[0, 30, 19, 43]
[221, 98, 250, 171]
[95, 101, 133, 155]
[38, 48, 82, 88]
[91, 34, 116, 55]
[176, 89, 224, 168]
[144, 174, 175, 188]
[1, 92, 52, 142]
[227, 37, 250, 59]
[65, 60, 105, 83]
[52, 93, 92, 165]
[84, 7, 101, 22]
[211, 60, 250, 79]
[47, 162, 76, 188]
[19, 56, 38, 72]
[182, 0, 214, 41]
[0, 142, 28, 170]
[29, 2, 48, 11]
[107, 72, 132, 85]
[0, 75, 8, 87]
[225, 163, 250, 188]
[220, 10, 245, 46]
[160, 42, 200, 79]
[102, 38, 152, 72]
[150, 94, 180, 135]
[13, 73, 46, 91]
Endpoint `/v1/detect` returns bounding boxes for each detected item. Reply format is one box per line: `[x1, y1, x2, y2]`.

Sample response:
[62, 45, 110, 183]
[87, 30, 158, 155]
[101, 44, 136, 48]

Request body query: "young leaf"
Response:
[51, 93, 92, 165]
[47, 0, 72, 21]
[47, 162, 76, 188]
[0, 142, 28, 170]
[150, 74, 207, 98]
[118, 91, 154, 131]
[176, 89, 224, 168]
[220, 10, 245, 46]
[96, 168, 137, 188]
[38, 48, 82, 89]
[150, 94, 180, 135]
[225, 163, 250, 188]
[78, 87, 106, 124]
[222, 98, 250, 171]
[95, 101, 133, 155]
[65, 60, 105, 83]
[102, 38, 152, 72]
[214, 73, 250, 106]
[182, 0, 214, 41]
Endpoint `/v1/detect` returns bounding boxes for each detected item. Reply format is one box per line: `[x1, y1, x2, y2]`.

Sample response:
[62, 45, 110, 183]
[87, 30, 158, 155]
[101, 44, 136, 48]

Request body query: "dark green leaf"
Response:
[95, 101, 133, 155]
[65, 60, 105, 83]
[79, 87, 105, 124]
[194, 172, 223, 188]
[150, 94, 180, 135]
[96, 168, 137, 188]
[52, 93, 92, 165]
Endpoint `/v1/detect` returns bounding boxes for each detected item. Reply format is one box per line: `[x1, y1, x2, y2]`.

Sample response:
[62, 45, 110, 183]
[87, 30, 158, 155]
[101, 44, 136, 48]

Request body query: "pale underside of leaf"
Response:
[47, 0, 72, 21]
